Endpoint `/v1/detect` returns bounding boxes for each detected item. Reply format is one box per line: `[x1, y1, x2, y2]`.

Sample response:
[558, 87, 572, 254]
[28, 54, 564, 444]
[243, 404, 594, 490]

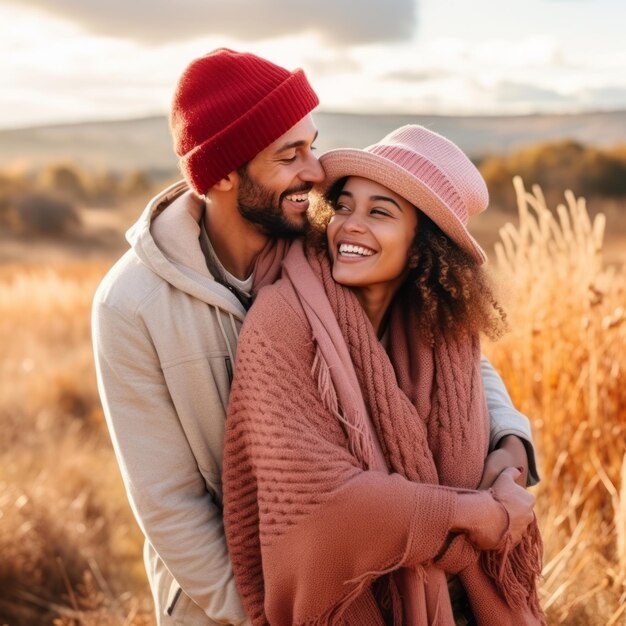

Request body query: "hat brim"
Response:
[320, 148, 487, 264]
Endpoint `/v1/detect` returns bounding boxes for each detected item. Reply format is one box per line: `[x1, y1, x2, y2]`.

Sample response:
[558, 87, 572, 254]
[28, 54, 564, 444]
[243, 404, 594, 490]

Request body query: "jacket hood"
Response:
[126, 180, 247, 320]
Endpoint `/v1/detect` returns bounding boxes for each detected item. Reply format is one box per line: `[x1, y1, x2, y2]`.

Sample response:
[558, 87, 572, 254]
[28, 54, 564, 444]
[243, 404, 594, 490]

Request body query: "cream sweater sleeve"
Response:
[481, 355, 540, 486]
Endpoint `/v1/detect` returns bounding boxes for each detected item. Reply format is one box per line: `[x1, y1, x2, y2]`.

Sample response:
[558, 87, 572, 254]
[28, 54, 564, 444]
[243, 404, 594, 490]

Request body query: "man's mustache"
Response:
[280, 183, 314, 200]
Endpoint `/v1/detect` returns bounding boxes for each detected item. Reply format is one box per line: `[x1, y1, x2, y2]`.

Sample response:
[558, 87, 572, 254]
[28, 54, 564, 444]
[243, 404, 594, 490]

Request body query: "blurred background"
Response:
[1, 1, 625, 624]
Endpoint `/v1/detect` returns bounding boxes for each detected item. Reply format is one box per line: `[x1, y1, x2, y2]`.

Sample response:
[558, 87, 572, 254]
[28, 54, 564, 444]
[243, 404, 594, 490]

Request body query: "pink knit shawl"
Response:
[226, 238, 544, 625]
[279, 240, 544, 625]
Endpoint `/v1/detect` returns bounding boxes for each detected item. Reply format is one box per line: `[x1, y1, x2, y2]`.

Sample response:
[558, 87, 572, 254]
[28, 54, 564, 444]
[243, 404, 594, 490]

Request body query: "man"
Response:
[92, 48, 538, 626]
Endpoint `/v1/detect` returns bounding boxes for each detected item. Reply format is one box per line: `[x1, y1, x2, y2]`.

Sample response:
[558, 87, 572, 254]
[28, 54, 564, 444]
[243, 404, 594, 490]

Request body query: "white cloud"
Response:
[0, 0, 417, 45]
[577, 85, 626, 110]
[1, 0, 626, 127]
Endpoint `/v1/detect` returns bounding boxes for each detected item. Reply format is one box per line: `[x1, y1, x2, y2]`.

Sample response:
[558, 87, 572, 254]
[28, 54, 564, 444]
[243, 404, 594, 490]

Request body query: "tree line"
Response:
[479, 139, 626, 211]
[2, 139, 626, 236]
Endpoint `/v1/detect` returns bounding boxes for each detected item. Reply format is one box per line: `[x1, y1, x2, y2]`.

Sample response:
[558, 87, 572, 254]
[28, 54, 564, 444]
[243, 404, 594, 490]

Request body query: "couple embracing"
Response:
[93, 48, 545, 626]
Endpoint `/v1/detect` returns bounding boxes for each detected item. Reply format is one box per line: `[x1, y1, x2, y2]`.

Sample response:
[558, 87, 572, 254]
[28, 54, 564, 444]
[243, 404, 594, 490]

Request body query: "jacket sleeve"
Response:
[481, 355, 540, 485]
[92, 297, 249, 626]
[223, 301, 464, 626]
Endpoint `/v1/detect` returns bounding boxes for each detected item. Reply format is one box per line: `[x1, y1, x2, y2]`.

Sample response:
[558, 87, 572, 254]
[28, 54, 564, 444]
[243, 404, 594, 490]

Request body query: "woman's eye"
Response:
[371, 208, 390, 216]
[281, 155, 297, 163]
[334, 203, 351, 213]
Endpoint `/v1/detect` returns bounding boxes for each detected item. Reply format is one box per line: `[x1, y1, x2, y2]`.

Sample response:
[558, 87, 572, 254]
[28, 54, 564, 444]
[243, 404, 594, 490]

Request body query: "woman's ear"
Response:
[407, 240, 420, 269]
[407, 213, 421, 269]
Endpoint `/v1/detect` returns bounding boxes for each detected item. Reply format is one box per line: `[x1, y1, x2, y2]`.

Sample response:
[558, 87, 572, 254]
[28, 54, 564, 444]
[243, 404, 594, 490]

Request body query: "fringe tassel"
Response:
[388, 574, 404, 625]
[300, 525, 421, 625]
[368, 572, 405, 625]
[481, 518, 546, 624]
[327, 566, 411, 625]
[311, 344, 376, 470]
[376, 571, 407, 620]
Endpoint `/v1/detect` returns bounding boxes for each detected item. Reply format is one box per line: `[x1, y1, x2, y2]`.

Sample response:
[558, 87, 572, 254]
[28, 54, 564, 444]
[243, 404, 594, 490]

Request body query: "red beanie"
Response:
[169, 48, 319, 196]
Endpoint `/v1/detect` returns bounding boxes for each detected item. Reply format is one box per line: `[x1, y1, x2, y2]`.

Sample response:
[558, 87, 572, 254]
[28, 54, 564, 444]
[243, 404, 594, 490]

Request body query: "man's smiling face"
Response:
[236, 115, 324, 237]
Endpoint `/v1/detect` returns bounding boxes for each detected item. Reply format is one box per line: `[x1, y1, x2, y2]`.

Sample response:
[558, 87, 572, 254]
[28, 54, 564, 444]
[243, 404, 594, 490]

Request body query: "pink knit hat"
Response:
[170, 48, 319, 195]
[320, 125, 489, 263]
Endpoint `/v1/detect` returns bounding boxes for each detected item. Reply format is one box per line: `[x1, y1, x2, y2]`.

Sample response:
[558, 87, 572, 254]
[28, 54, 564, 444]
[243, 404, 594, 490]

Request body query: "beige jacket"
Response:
[92, 180, 538, 626]
[93, 181, 250, 625]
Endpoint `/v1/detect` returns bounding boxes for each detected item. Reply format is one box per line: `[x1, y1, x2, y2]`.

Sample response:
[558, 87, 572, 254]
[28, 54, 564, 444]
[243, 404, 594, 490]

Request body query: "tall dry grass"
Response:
[0, 177, 624, 624]
[485, 177, 626, 625]
[0, 263, 154, 625]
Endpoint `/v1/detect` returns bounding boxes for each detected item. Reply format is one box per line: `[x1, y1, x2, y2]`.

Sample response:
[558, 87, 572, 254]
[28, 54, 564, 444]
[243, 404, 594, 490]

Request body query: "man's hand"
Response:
[478, 435, 529, 490]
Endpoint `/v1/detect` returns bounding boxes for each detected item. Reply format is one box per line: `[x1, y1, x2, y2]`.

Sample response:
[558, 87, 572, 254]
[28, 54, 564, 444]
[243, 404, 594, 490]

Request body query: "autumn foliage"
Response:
[480, 140, 626, 212]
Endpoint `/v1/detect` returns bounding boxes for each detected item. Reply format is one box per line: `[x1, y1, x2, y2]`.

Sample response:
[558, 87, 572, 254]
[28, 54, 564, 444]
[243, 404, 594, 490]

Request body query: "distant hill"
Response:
[2, 109, 625, 174]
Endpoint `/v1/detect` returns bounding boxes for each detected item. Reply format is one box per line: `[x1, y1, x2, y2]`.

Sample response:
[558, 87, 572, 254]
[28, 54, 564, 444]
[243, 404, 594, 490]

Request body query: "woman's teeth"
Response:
[338, 244, 374, 257]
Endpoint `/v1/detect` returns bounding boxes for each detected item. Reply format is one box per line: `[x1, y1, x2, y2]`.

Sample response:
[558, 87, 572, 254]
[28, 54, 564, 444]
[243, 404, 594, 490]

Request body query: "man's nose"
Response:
[300, 151, 325, 183]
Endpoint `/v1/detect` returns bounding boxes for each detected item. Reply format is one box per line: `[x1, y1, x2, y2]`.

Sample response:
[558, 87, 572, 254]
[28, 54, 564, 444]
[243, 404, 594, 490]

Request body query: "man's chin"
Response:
[239, 204, 308, 238]
[287, 212, 308, 230]
[265, 218, 307, 239]
[270, 209, 308, 237]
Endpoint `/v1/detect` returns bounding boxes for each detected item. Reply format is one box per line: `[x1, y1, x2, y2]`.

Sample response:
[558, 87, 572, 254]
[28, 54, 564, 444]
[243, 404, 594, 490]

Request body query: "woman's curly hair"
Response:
[308, 177, 507, 344]
[405, 212, 507, 345]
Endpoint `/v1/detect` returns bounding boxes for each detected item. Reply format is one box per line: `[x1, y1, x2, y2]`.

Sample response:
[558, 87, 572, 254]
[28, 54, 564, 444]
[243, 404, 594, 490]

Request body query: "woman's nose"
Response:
[343, 212, 366, 232]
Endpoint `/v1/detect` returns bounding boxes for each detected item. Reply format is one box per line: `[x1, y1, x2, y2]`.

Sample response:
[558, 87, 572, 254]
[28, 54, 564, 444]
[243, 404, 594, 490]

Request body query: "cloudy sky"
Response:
[2, 0, 625, 128]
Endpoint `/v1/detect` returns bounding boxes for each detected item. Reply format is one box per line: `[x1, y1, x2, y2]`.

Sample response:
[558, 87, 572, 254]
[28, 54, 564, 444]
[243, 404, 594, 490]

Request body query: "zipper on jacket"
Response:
[225, 356, 233, 385]
[166, 587, 183, 616]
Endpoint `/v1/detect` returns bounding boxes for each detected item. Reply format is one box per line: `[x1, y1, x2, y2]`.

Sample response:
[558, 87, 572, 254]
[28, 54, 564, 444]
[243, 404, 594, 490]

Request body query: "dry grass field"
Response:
[0, 261, 155, 625]
[485, 178, 626, 625]
[0, 179, 625, 625]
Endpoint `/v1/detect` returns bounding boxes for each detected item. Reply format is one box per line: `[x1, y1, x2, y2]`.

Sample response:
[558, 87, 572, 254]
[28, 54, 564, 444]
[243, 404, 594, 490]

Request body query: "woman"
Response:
[223, 126, 544, 626]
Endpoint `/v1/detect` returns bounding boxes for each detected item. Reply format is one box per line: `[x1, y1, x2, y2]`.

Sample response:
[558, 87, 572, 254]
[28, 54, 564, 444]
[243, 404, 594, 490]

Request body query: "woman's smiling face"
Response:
[326, 176, 418, 299]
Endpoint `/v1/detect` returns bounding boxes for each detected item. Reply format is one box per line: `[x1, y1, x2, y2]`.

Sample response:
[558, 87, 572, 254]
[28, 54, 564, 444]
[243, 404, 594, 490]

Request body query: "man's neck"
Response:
[203, 198, 269, 280]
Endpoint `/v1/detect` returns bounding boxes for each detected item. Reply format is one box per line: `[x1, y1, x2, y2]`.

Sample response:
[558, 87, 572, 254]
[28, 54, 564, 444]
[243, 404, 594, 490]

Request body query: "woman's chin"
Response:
[332, 270, 363, 289]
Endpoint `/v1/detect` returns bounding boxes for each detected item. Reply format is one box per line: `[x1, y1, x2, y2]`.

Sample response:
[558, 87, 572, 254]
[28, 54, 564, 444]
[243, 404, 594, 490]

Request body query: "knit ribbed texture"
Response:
[223, 242, 545, 626]
[170, 48, 319, 195]
[320, 125, 489, 263]
[371, 145, 469, 222]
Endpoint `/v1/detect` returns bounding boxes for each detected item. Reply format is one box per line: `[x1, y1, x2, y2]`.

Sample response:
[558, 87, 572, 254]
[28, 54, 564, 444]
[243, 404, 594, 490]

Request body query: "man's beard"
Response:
[237, 169, 310, 239]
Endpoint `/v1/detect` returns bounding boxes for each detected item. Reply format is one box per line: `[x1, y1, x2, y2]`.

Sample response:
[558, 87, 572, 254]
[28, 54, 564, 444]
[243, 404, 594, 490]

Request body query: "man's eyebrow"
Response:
[275, 130, 319, 153]
[338, 190, 403, 211]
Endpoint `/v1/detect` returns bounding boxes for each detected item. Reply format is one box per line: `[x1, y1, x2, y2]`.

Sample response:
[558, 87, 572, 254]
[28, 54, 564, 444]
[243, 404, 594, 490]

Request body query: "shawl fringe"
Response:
[312, 343, 375, 470]
[482, 518, 545, 623]
[309, 545, 420, 626]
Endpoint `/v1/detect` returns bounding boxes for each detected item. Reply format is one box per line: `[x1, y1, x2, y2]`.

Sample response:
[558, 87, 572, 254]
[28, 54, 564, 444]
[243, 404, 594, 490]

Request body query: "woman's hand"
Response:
[490, 467, 536, 546]
[456, 468, 536, 550]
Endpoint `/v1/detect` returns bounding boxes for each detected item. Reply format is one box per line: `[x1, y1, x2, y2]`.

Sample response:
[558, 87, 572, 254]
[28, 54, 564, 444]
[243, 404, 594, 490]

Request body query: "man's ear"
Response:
[211, 171, 237, 192]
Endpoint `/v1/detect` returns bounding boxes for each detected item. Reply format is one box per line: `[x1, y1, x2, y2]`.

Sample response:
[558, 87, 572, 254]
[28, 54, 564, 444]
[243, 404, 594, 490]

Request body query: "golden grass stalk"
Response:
[486, 176, 626, 624]
[618, 453, 626, 583]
